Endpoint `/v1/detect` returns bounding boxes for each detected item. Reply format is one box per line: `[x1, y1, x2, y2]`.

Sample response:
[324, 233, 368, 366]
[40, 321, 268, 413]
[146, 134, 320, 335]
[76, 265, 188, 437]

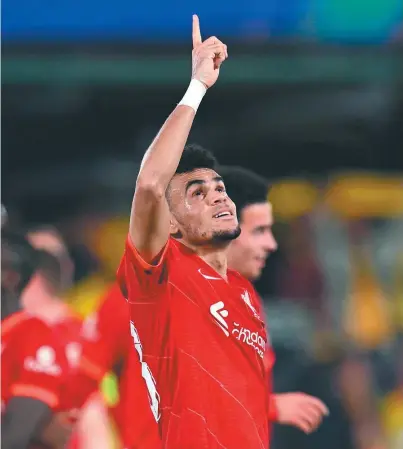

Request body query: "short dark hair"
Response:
[175, 144, 218, 175]
[218, 166, 270, 218]
[36, 250, 64, 294]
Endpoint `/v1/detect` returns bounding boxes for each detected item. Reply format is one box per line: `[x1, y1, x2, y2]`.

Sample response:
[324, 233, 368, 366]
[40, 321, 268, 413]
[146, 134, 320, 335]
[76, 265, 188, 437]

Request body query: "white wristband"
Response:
[178, 79, 207, 112]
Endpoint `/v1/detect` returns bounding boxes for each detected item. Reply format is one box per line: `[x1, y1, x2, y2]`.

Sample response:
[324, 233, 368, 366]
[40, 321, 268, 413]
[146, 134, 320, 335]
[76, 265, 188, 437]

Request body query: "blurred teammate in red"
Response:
[22, 227, 81, 365]
[221, 166, 329, 439]
[22, 226, 111, 449]
[1, 229, 72, 449]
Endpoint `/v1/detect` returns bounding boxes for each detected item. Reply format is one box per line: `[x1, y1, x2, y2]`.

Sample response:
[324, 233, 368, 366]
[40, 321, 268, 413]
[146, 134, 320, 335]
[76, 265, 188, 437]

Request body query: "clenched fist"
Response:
[191, 15, 228, 89]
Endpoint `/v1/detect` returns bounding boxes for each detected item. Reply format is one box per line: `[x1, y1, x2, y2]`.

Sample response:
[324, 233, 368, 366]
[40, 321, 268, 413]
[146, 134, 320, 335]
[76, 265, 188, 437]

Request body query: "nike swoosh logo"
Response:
[198, 268, 222, 281]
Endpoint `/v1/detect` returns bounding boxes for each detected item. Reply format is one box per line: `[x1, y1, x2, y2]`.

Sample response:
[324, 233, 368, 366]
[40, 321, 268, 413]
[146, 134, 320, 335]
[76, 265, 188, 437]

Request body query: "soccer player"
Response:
[22, 227, 82, 369]
[1, 229, 72, 449]
[116, 15, 303, 449]
[22, 226, 112, 449]
[221, 166, 329, 436]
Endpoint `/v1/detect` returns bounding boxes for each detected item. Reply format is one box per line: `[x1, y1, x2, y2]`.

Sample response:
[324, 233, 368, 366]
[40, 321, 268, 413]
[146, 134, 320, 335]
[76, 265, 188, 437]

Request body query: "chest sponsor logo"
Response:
[232, 323, 265, 358]
[210, 301, 266, 357]
[24, 346, 62, 376]
[210, 301, 229, 336]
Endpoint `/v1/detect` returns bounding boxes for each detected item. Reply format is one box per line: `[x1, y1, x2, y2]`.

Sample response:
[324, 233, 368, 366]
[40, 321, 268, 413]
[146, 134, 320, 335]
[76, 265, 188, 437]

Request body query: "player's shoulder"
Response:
[3, 311, 53, 336]
[227, 269, 255, 291]
[1, 311, 31, 337]
[169, 237, 199, 258]
[101, 282, 125, 307]
[6, 313, 67, 361]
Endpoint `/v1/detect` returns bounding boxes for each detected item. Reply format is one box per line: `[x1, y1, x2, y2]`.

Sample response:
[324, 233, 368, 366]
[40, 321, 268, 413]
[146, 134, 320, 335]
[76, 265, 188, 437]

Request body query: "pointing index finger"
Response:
[192, 14, 202, 48]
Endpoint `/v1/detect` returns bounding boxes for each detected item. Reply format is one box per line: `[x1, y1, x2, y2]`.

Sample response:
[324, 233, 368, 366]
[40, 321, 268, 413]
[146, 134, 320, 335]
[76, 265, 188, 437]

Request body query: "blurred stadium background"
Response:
[2, 0, 403, 448]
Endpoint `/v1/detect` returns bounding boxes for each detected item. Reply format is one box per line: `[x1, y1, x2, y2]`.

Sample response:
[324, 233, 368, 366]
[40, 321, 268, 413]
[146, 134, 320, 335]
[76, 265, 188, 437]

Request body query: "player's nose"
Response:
[263, 232, 278, 253]
[210, 190, 226, 204]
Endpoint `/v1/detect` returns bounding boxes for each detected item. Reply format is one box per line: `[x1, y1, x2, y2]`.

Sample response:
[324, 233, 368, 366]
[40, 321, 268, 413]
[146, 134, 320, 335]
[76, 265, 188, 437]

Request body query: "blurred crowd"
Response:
[3, 171, 402, 449]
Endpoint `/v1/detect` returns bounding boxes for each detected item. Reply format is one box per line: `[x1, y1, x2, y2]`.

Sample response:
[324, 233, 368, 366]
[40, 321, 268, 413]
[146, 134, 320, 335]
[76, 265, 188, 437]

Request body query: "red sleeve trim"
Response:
[79, 356, 106, 381]
[10, 384, 59, 408]
[126, 234, 170, 271]
[1, 312, 28, 337]
[268, 394, 279, 422]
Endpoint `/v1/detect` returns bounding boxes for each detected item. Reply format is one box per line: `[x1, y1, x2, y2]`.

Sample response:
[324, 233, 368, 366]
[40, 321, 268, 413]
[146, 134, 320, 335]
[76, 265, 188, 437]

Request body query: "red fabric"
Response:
[64, 285, 130, 409]
[267, 395, 279, 422]
[117, 236, 270, 449]
[251, 293, 277, 446]
[1, 311, 69, 412]
[66, 284, 161, 449]
[52, 312, 83, 371]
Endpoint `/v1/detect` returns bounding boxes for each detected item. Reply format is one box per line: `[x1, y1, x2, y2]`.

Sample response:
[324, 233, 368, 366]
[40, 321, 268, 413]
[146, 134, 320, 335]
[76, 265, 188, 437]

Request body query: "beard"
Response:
[211, 225, 241, 243]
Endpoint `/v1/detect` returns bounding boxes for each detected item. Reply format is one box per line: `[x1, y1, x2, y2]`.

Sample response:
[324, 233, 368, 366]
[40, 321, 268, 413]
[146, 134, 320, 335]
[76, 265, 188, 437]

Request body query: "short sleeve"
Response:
[79, 283, 131, 380]
[117, 235, 171, 302]
[11, 321, 68, 409]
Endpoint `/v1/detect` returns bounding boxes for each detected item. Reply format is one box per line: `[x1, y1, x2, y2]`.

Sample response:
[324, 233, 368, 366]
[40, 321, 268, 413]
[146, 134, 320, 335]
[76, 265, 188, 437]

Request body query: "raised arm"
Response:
[130, 15, 228, 263]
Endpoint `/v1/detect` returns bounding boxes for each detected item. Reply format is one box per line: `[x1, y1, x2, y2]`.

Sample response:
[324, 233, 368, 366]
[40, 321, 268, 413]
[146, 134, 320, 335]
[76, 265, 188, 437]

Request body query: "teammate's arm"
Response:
[130, 15, 227, 262]
[76, 394, 112, 449]
[1, 397, 51, 449]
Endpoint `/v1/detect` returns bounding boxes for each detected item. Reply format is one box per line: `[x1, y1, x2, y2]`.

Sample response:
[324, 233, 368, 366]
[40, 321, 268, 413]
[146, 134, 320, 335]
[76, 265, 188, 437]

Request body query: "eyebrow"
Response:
[185, 176, 224, 193]
[252, 224, 271, 233]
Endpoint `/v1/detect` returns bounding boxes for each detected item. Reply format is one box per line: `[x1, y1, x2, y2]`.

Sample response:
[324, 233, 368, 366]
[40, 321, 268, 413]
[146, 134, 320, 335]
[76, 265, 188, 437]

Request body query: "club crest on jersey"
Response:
[241, 290, 259, 319]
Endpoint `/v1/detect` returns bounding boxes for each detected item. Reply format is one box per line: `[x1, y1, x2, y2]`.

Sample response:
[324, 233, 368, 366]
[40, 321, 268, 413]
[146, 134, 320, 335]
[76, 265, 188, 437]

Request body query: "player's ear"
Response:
[169, 218, 181, 239]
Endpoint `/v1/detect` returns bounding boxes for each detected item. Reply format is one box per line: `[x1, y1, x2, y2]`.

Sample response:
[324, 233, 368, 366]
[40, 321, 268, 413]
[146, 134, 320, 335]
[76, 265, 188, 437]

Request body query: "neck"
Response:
[180, 240, 229, 279]
[23, 291, 69, 323]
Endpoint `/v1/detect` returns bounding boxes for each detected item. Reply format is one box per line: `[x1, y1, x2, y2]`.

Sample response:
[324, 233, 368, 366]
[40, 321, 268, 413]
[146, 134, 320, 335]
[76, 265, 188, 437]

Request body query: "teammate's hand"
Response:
[274, 392, 329, 434]
[191, 14, 228, 88]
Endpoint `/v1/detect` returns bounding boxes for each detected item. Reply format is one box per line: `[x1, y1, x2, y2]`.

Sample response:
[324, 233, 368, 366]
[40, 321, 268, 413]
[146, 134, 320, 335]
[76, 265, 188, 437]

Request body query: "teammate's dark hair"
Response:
[175, 144, 218, 175]
[218, 166, 270, 218]
[36, 250, 64, 295]
[1, 229, 39, 296]
[26, 224, 73, 292]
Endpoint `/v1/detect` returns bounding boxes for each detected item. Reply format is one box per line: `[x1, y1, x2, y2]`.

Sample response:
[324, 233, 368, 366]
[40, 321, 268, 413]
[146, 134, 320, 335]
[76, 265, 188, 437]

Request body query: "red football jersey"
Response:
[79, 283, 130, 381]
[254, 296, 277, 442]
[118, 236, 270, 449]
[52, 311, 83, 371]
[1, 311, 69, 413]
[118, 346, 162, 449]
[72, 284, 161, 449]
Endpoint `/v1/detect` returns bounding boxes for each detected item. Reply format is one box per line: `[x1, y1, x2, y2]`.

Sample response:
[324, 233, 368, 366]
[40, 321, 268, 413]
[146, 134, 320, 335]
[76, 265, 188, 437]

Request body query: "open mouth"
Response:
[255, 256, 267, 266]
[213, 211, 232, 219]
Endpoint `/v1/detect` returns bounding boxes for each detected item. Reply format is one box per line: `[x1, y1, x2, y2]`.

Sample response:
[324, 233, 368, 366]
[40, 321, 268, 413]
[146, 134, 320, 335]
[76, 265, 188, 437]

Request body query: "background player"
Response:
[22, 227, 82, 370]
[1, 228, 72, 449]
[21, 225, 112, 449]
[221, 166, 329, 435]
